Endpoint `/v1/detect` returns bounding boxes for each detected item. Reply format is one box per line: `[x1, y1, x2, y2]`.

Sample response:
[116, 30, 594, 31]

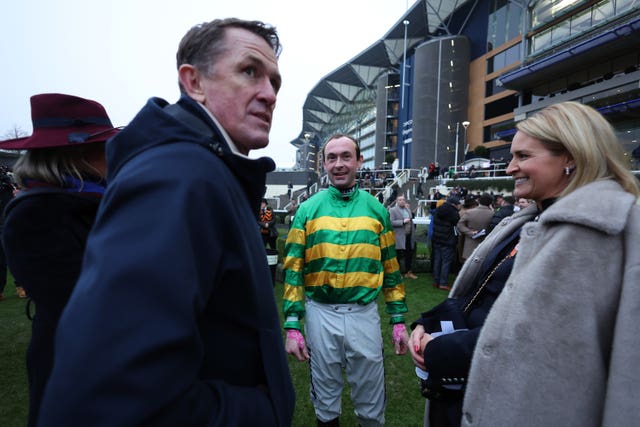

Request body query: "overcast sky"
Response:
[0, 0, 411, 168]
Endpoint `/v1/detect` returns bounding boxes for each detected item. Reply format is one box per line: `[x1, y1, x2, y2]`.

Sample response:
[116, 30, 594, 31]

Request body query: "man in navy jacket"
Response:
[431, 196, 461, 290]
[38, 18, 294, 426]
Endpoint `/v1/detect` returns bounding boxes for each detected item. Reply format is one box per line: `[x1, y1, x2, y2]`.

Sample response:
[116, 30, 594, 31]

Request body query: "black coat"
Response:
[488, 204, 515, 232]
[39, 96, 295, 427]
[415, 227, 522, 427]
[412, 205, 539, 427]
[3, 189, 101, 427]
[431, 202, 460, 247]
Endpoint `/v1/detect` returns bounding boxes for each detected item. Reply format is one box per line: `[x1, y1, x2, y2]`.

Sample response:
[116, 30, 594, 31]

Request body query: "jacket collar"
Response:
[537, 180, 636, 235]
[328, 184, 360, 201]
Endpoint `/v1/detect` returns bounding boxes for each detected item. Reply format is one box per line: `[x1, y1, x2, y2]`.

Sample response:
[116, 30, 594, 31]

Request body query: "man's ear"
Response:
[178, 64, 205, 103]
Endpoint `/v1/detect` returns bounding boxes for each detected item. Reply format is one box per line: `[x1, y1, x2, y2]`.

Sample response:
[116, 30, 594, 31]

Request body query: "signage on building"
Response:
[402, 119, 413, 144]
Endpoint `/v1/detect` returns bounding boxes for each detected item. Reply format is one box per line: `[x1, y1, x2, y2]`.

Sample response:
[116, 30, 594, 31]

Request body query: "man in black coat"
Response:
[488, 195, 516, 232]
[39, 19, 294, 427]
[0, 166, 14, 301]
[431, 196, 461, 290]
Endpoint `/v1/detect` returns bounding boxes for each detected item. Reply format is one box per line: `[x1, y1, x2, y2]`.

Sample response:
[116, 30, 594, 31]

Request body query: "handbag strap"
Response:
[462, 243, 518, 313]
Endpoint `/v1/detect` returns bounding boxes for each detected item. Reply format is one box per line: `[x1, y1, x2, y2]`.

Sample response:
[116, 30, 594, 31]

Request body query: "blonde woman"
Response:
[462, 101, 640, 427]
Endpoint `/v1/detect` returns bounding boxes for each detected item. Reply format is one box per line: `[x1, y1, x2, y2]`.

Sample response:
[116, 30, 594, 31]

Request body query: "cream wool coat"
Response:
[461, 179, 640, 427]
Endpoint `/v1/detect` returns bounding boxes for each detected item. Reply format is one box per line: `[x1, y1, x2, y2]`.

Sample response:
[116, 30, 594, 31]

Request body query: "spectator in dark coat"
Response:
[0, 166, 16, 301]
[38, 19, 294, 427]
[258, 198, 277, 249]
[431, 196, 461, 290]
[307, 175, 313, 195]
[0, 93, 119, 427]
[488, 195, 516, 232]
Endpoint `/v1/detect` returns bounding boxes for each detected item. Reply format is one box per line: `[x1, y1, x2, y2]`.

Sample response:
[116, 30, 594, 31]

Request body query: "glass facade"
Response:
[480, 0, 527, 150]
[487, 0, 522, 49]
[487, 44, 521, 74]
[357, 116, 377, 168]
[531, 0, 584, 27]
[530, 0, 639, 57]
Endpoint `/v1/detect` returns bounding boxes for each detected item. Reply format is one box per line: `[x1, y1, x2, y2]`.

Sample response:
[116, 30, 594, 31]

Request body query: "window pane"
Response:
[487, 54, 495, 73]
[532, 0, 554, 27]
[532, 28, 552, 53]
[571, 8, 592, 35]
[593, 0, 614, 27]
[615, 0, 637, 14]
[487, 16, 497, 50]
[553, 19, 571, 43]
[507, 2, 523, 40]
[494, 51, 506, 70]
[505, 44, 521, 65]
[532, 0, 584, 28]
[493, 5, 508, 46]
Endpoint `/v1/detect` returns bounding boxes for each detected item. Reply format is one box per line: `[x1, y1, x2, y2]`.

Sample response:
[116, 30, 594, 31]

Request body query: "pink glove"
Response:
[285, 329, 309, 361]
[392, 323, 409, 355]
[286, 329, 305, 347]
[393, 323, 406, 343]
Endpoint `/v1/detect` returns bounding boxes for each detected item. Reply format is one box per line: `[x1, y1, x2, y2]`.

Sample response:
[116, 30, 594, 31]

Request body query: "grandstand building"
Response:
[289, 0, 640, 174]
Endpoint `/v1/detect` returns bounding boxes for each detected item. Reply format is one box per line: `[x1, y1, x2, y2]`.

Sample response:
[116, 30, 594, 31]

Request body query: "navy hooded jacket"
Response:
[431, 202, 460, 247]
[38, 95, 295, 426]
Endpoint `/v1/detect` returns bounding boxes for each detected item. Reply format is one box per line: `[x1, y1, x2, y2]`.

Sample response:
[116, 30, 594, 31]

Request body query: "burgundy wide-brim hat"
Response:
[0, 93, 120, 150]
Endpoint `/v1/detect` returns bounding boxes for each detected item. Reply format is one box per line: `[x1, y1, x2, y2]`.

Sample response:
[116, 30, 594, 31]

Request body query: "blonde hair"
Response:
[13, 143, 105, 189]
[516, 101, 640, 198]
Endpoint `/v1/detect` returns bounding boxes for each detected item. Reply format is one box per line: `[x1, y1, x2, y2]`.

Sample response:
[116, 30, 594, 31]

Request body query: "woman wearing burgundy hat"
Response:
[0, 93, 119, 427]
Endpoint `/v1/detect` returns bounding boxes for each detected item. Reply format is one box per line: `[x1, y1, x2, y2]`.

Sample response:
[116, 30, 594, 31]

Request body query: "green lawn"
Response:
[0, 275, 30, 427]
[0, 270, 447, 427]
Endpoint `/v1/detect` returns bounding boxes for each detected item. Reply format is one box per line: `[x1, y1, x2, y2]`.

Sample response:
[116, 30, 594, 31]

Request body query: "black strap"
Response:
[26, 298, 34, 321]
